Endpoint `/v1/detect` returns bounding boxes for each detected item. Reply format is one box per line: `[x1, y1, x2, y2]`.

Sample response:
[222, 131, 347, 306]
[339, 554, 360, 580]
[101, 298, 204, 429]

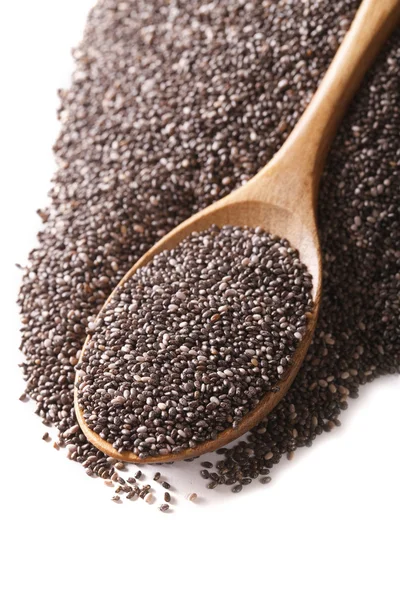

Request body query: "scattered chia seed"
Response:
[153, 472, 161, 481]
[241, 478, 252, 485]
[42, 432, 51, 442]
[232, 484, 243, 493]
[187, 493, 198, 502]
[161, 482, 171, 490]
[164, 492, 171, 503]
[200, 462, 213, 469]
[111, 495, 120, 503]
[17, 0, 399, 499]
[159, 504, 170, 512]
[258, 467, 270, 475]
[260, 477, 272, 485]
[135, 471, 142, 480]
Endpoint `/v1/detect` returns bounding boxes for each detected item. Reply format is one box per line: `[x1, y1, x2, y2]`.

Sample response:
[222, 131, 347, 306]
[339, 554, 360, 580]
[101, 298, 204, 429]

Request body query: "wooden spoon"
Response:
[75, 0, 400, 463]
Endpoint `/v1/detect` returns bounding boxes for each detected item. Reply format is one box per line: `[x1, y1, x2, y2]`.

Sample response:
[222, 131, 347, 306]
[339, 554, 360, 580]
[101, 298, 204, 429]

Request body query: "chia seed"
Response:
[200, 462, 213, 469]
[17, 0, 399, 496]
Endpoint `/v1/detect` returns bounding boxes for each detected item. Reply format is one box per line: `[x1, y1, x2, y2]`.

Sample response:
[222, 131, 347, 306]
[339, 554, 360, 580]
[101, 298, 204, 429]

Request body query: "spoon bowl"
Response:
[75, 174, 322, 463]
[74, 0, 400, 463]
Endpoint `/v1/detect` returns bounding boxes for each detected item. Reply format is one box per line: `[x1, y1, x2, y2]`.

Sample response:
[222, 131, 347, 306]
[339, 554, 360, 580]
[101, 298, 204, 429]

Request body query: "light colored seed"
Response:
[63, 424, 79, 438]
[111, 396, 125, 405]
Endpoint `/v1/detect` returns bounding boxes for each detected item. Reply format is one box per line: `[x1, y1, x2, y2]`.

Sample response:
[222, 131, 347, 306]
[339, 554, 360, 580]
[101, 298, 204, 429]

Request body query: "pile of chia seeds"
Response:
[18, 0, 399, 496]
[77, 225, 313, 457]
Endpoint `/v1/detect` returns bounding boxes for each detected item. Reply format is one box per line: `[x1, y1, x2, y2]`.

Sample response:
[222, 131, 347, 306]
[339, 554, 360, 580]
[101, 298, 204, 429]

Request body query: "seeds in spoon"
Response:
[77, 225, 313, 457]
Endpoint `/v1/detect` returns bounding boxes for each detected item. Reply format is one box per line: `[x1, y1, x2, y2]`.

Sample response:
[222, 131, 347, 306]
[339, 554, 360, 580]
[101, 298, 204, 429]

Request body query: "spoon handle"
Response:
[267, 0, 400, 192]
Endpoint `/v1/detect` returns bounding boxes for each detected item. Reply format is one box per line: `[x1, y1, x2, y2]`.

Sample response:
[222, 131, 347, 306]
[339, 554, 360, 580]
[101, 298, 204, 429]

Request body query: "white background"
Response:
[0, 2, 399, 599]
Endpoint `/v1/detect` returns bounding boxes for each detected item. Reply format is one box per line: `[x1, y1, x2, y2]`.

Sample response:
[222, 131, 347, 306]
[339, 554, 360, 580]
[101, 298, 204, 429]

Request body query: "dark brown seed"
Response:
[200, 470, 210, 479]
[153, 472, 161, 481]
[159, 504, 169, 512]
[111, 495, 121, 503]
[259, 468, 270, 475]
[164, 492, 171, 502]
[127, 477, 136, 484]
[42, 432, 51, 442]
[207, 481, 218, 489]
[135, 470, 142, 479]
[232, 484, 242, 493]
[161, 481, 170, 489]
[200, 462, 213, 469]
[260, 477, 272, 484]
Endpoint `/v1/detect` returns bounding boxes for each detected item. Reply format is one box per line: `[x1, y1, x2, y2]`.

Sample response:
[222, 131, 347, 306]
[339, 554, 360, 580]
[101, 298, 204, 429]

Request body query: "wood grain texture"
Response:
[74, 0, 400, 463]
